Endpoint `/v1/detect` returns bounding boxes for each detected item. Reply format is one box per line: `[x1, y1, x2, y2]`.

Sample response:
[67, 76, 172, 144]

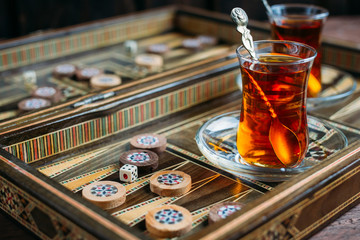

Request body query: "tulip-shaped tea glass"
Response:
[236, 40, 316, 168]
[268, 4, 328, 97]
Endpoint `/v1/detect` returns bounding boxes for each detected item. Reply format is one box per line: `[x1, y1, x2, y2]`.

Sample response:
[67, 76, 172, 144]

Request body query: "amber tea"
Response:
[236, 41, 316, 168]
[271, 19, 323, 94]
[269, 4, 328, 98]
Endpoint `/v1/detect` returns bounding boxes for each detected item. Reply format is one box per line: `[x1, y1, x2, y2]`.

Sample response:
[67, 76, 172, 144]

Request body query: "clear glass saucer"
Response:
[195, 111, 348, 182]
[307, 65, 357, 110]
[235, 65, 357, 111]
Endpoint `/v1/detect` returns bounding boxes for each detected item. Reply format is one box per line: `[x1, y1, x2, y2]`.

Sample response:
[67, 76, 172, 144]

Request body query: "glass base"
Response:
[195, 111, 348, 182]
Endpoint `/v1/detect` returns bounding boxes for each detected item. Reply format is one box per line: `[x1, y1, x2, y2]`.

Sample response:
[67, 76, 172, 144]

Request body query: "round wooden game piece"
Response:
[182, 38, 202, 50]
[119, 149, 159, 172]
[135, 54, 163, 70]
[150, 170, 191, 197]
[18, 98, 51, 111]
[197, 35, 218, 46]
[146, 204, 192, 238]
[82, 181, 126, 210]
[90, 74, 122, 90]
[76, 67, 103, 81]
[208, 202, 244, 224]
[130, 133, 167, 154]
[147, 43, 169, 54]
[31, 86, 63, 103]
[53, 63, 77, 78]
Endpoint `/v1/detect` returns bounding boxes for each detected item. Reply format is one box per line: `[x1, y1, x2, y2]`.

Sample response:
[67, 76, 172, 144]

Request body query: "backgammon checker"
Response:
[198, 35, 218, 47]
[208, 202, 244, 224]
[147, 43, 169, 54]
[135, 54, 163, 71]
[53, 63, 77, 78]
[146, 205, 192, 238]
[32, 86, 63, 103]
[119, 149, 159, 173]
[76, 67, 103, 81]
[90, 74, 121, 90]
[150, 170, 191, 197]
[18, 98, 51, 111]
[130, 133, 167, 154]
[82, 181, 126, 210]
[182, 38, 202, 50]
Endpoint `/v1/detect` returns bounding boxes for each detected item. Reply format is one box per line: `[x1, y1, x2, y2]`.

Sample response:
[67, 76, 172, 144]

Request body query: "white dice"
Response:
[120, 164, 138, 182]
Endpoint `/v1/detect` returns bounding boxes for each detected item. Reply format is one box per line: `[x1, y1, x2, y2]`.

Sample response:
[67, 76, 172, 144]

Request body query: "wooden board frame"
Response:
[0, 5, 360, 240]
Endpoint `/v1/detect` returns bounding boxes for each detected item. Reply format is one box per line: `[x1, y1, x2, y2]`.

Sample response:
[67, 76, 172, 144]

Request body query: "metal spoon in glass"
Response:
[261, 0, 273, 17]
[231, 7, 301, 167]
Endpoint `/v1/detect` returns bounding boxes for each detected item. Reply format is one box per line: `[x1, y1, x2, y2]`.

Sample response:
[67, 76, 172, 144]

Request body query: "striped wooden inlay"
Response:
[37, 148, 108, 178]
[0, 11, 174, 72]
[4, 70, 238, 163]
[60, 164, 119, 192]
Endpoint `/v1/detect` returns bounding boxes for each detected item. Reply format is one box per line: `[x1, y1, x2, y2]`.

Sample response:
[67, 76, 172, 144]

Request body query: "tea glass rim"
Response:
[236, 40, 317, 66]
[270, 3, 329, 20]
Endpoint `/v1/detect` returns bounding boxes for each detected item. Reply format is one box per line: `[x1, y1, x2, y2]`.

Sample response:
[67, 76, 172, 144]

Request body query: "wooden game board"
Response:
[1, 5, 360, 240]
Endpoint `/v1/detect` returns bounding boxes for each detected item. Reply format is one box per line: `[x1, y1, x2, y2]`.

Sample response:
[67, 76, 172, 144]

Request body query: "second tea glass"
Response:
[268, 4, 328, 97]
[236, 40, 316, 168]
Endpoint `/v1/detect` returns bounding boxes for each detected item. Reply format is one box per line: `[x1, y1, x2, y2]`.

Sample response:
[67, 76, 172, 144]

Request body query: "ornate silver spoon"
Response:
[230, 8, 258, 60]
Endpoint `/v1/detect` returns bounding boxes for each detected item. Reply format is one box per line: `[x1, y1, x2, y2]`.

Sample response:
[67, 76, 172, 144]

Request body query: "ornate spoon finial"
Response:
[231, 8, 258, 60]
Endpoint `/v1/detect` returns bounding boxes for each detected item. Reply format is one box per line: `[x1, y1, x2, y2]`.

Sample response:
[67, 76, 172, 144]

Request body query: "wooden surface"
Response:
[311, 204, 360, 240]
[1, 9, 360, 240]
[1, 169, 360, 240]
[323, 16, 360, 48]
[0, 211, 38, 240]
[1, 95, 360, 240]
[1, 203, 360, 239]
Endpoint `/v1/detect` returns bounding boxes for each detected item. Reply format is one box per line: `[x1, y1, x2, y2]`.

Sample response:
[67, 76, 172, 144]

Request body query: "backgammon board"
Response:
[1, 5, 360, 240]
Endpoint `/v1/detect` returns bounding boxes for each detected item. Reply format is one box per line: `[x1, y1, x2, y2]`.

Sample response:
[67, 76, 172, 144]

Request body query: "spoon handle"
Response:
[262, 0, 273, 16]
[241, 28, 258, 60]
[231, 8, 258, 60]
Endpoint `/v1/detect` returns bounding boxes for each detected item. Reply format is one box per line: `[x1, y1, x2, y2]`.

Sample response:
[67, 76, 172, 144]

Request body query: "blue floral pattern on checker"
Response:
[137, 136, 159, 146]
[154, 209, 184, 224]
[127, 152, 150, 163]
[157, 174, 183, 185]
[217, 205, 241, 219]
[90, 184, 118, 197]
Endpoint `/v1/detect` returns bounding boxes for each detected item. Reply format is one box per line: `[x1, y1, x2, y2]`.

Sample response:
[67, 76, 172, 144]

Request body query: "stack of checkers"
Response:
[130, 133, 167, 154]
[82, 181, 126, 210]
[146, 204, 192, 238]
[53, 64, 108, 83]
[119, 149, 159, 173]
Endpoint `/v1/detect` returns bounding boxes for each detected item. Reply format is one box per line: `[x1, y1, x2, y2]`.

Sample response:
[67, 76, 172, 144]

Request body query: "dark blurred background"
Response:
[0, 0, 359, 41]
